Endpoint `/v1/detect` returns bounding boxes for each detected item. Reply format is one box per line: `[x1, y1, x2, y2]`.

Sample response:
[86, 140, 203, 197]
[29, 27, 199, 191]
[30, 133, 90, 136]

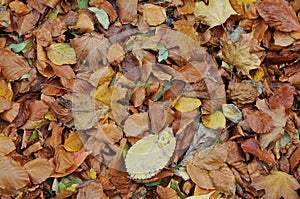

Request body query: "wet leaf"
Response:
[202, 111, 226, 130]
[47, 43, 77, 65]
[0, 156, 29, 190]
[175, 97, 202, 113]
[194, 0, 237, 28]
[24, 158, 52, 184]
[125, 127, 176, 179]
[88, 7, 110, 30]
[251, 171, 300, 199]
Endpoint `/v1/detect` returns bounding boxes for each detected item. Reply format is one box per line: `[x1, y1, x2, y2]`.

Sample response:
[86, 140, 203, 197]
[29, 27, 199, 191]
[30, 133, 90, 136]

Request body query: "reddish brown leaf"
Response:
[148, 100, 168, 133]
[29, 100, 49, 121]
[186, 161, 214, 189]
[247, 111, 273, 134]
[256, 0, 300, 32]
[269, 85, 294, 109]
[121, 53, 141, 82]
[290, 146, 300, 171]
[49, 62, 75, 79]
[241, 138, 275, 163]
[98, 1, 118, 21]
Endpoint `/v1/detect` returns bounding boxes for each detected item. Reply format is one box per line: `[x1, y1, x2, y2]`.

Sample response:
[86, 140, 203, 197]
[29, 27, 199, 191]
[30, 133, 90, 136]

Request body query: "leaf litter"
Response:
[0, 0, 300, 198]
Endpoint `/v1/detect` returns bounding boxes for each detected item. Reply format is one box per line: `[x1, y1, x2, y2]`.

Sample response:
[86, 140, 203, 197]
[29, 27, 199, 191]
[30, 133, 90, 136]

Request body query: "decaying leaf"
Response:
[227, 82, 259, 105]
[194, 0, 237, 28]
[47, 43, 77, 65]
[125, 127, 176, 179]
[269, 85, 294, 109]
[251, 171, 300, 199]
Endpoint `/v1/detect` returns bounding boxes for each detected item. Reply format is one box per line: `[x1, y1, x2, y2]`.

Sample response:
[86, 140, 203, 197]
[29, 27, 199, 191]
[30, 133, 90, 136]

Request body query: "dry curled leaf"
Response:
[227, 82, 259, 105]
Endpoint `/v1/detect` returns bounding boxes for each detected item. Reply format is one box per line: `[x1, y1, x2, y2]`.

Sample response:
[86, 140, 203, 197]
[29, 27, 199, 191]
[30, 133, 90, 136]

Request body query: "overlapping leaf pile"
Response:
[0, 0, 300, 198]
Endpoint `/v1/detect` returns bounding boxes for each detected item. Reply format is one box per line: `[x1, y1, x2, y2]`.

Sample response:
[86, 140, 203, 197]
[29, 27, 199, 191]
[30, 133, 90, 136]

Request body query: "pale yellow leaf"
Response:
[194, 0, 237, 28]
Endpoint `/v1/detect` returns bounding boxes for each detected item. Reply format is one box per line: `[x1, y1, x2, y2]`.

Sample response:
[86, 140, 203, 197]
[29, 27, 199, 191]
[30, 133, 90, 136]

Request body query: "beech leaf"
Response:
[174, 97, 202, 113]
[47, 43, 77, 65]
[125, 127, 176, 179]
[202, 111, 226, 130]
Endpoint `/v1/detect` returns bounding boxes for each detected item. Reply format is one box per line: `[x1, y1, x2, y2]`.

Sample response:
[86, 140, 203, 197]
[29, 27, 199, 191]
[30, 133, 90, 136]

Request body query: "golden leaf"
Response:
[64, 132, 84, 152]
[202, 111, 226, 130]
[175, 97, 202, 113]
[141, 4, 166, 26]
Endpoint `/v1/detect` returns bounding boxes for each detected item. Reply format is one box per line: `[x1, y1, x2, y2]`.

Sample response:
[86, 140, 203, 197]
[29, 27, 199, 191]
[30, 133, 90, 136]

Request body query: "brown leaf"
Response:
[251, 171, 300, 199]
[247, 111, 273, 134]
[49, 121, 64, 148]
[157, 186, 180, 199]
[227, 82, 259, 105]
[141, 4, 166, 26]
[131, 86, 146, 107]
[97, 1, 118, 21]
[111, 86, 129, 125]
[121, 53, 141, 82]
[148, 100, 168, 133]
[29, 100, 49, 121]
[0, 49, 31, 81]
[269, 85, 294, 109]
[40, 0, 60, 8]
[24, 158, 53, 184]
[0, 135, 15, 157]
[40, 18, 67, 38]
[0, 156, 29, 190]
[36, 28, 52, 47]
[116, 0, 137, 24]
[69, 13, 94, 33]
[70, 32, 110, 72]
[106, 43, 125, 65]
[0, 96, 12, 113]
[77, 181, 104, 199]
[172, 19, 198, 41]
[290, 146, 300, 171]
[186, 161, 214, 189]
[54, 146, 74, 173]
[177, 61, 210, 83]
[123, 112, 149, 137]
[241, 138, 275, 163]
[209, 165, 236, 196]
[49, 62, 75, 79]
[95, 123, 123, 144]
[16, 11, 39, 36]
[27, 0, 47, 13]
[256, 0, 300, 32]
[1, 102, 20, 123]
[9, 1, 31, 16]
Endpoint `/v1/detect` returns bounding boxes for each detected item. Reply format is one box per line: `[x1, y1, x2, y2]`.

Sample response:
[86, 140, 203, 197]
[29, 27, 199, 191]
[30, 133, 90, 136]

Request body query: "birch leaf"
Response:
[125, 127, 176, 179]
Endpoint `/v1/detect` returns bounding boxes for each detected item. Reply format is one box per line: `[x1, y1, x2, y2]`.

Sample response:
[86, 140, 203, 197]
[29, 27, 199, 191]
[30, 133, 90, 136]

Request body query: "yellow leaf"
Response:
[237, 0, 256, 3]
[194, 0, 237, 28]
[253, 67, 264, 82]
[64, 132, 83, 152]
[47, 43, 77, 65]
[141, 4, 166, 26]
[88, 168, 97, 180]
[202, 111, 226, 130]
[251, 171, 300, 199]
[175, 97, 201, 112]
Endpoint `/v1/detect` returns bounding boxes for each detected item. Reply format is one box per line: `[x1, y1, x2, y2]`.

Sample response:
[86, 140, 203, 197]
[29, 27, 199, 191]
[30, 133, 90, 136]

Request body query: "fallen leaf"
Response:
[9, 1, 31, 16]
[273, 31, 295, 47]
[227, 82, 259, 105]
[241, 138, 275, 163]
[69, 13, 94, 33]
[222, 104, 242, 123]
[95, 123, 123, 144]
[47, 43, 77, 65]
[116, 0, 138, 24]
[247, 111, 273, 134]
[64, 132, 83, 152]
[157, 185, 180, 199]
[24, 158, 52, 184]
[16, 11, 39, 36]
[0, 49, 31, 81]
[54, 146, 74, 173]
[177, 0, 194, 14]
[172, 19, 198, 41]
[125, 127, 176, 179]
[194, 0, 237, 28]
[175, 97, 202, 113]
[0, 135, 15, 157]
[269, 85, 294, 109]
[77, 181, 104, 199]
[220, 33, 261, 78]
[256, 0, 300, 32]
[0, 156, 29, 190]
[251, 171, 300, 199]
[148, 100, 169, 133]
[88, 7, 110, 30]
[141, 4, 166, 26]
[202, 111, 226, 130]
[123, 112, 149, 137]
[107, 43, 125, 65]
[186, 162, 214, 189]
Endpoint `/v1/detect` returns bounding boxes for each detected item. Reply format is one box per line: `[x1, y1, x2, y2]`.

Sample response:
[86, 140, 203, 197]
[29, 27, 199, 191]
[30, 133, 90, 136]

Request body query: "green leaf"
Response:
[88, 7, 110, 30]
[48, 9, 59, 19]
[57, 175, 82, 193]
[169, 179, 186, 199]
[20, 73, 30, 80]
[158, 45, 168, 62]
[10, 40, 32, 53]
[145, 179, 163, 187]
[78, 0, 88, 9]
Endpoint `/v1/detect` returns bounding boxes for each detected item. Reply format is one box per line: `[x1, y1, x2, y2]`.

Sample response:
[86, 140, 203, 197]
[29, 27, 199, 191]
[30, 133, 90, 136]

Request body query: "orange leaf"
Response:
[64, 132, 84, 152]
[177, 0, 194, 14]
